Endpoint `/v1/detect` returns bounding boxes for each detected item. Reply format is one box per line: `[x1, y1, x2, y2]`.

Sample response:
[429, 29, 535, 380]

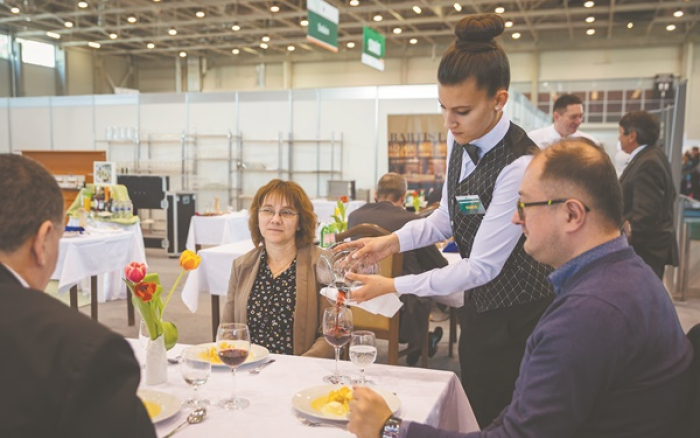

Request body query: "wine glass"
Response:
[216, 322, 251, 410]
[323, 306, 353, 384]
[181, 346, 211, 407]
[349, 331, 377, 385]
[330, 249, 379, 306]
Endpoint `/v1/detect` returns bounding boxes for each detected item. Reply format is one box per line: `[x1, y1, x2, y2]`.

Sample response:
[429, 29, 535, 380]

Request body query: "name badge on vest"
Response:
[455, 195, 486, 215]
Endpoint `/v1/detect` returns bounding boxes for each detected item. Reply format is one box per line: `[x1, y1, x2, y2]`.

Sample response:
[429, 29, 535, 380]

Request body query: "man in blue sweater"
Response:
[348, 139, 693, 438]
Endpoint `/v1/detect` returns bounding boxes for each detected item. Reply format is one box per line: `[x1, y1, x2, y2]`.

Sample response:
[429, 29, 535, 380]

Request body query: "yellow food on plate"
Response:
[311, 386, 354, 417]
[141, 400, 162, 419]
[197, 346, 225, 365]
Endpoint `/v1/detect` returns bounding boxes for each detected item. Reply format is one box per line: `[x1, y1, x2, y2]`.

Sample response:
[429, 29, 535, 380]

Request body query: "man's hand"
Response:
[334, 234, 400, 262]
[348, 387, 393, 438]
[345, 272, 396, 303]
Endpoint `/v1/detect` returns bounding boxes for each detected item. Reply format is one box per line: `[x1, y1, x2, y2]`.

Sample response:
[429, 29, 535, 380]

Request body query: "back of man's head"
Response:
[619, 111, 660, 147]
[553, 94, 583, 114]
[376, 173, 407, 203]
[539, 140, 623, 232]
[0, 154, 63, 254]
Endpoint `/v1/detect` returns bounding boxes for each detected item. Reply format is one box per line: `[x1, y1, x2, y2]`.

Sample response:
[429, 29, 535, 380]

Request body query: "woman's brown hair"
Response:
[248, 179, 317, 248]
[438, 13, 510, 96]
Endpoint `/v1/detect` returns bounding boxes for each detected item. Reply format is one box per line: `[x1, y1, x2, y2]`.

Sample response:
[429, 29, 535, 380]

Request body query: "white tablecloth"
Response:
[128, 339, 478, 437]
[181, 240, 256, 312]
[311, 199, 366, 223]
[53, 225, 146, 302]
[185, 211, 251, 251]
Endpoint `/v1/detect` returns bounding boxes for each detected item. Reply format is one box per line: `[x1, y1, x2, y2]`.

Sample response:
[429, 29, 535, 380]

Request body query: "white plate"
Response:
[292, 384, 401, 422]
[195, 342, 270, 368]
[137, 389, 181, 424]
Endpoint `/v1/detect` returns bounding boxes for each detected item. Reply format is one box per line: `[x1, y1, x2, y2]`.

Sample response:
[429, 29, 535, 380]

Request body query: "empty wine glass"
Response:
[216, 322, 251, 410]
[322, 306, 353, 384]
[181, 346, 211, 408]
[349, 331, 377, 385]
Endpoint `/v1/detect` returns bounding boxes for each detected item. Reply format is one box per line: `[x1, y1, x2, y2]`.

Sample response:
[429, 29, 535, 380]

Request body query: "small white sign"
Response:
[93, 161, 116, 186]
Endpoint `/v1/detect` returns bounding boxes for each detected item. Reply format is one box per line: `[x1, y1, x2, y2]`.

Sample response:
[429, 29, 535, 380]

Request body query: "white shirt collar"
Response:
[471, 112, 511, 153]
[2, 263, 30, 288]
[628, 144, 648, 162]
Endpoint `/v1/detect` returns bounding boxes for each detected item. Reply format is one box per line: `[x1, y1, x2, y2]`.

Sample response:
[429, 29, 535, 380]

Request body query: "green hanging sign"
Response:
[307, 0, 339, 53]
[362, 26, 385, 71]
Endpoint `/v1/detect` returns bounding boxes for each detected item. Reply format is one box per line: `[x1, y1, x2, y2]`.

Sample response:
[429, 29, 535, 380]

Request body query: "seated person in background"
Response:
[0, 154, 155, 438]
[348, 173, 448, 365]
[223, 179, 334, 357]
[348, 140, 692, 438]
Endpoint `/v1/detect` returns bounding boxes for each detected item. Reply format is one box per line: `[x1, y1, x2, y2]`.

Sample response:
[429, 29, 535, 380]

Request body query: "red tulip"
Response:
[340, 195, 349, 203]
[133, 281, 157, 302]
[124, 262, 147, 283]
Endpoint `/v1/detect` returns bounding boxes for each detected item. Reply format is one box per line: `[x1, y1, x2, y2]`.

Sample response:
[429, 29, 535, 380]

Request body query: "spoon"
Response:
[167, 355, 182, 364]
[249, 359, 276, 375]
[297, 416, 347, 429]
[162, 407, 206, 438]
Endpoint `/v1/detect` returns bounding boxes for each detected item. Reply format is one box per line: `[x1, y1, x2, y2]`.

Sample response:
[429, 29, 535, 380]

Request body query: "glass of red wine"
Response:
[322, 306, 354, 384]
[216, 322, 251, 410]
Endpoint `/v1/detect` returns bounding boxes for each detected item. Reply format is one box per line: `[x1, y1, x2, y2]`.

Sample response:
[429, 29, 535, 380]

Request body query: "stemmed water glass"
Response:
[216, 322, 251, 410]
[349, 331, 377, 385]
[181, 346, 211, 408]
[323, 306, 354, 384]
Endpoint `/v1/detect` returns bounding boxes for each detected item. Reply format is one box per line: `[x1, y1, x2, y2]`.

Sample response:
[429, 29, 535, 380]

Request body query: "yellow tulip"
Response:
[179, 250, 201, 271]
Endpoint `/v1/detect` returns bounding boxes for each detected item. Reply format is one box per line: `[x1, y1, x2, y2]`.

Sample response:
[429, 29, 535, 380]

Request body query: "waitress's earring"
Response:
[495, 106, 500, 111]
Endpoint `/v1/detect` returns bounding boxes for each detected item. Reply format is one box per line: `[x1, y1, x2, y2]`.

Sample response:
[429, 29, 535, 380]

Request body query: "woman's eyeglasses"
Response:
[259, 207, 298, 219]
[516, 199, 590, 221]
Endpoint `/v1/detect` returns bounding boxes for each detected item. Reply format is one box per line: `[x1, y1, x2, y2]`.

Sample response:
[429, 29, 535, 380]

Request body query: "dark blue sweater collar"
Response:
[548, 235, 628, 295]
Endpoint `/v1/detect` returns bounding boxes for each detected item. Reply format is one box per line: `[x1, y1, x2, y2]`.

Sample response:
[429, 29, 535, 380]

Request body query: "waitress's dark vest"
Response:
[447, 123, 553, 313]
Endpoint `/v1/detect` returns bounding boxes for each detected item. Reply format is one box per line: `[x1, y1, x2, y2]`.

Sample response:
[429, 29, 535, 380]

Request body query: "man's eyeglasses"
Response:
[516, 199, 590, 221]
[259, 207, 298, 219]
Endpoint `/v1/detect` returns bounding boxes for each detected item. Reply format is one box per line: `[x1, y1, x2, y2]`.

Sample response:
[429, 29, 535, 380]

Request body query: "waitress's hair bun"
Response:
[438, 13, 510, 94]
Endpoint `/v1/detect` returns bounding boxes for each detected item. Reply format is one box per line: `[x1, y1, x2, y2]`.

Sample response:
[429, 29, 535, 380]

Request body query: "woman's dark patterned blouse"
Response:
[246, 249, 297, 355]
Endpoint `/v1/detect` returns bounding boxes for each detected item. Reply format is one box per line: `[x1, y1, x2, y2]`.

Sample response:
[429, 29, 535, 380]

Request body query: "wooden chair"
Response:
[335, 224, 430, 367]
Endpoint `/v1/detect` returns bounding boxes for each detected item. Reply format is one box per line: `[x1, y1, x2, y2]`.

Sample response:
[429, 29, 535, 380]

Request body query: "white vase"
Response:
[145, 335, 168, 385]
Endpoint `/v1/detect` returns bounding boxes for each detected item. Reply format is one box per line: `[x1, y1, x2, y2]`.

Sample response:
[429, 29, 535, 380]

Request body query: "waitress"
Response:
[345, 13, 554, 428]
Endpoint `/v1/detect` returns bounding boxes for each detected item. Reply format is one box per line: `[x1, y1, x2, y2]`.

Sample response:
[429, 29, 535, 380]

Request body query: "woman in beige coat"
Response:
[222, 180, 333, 358]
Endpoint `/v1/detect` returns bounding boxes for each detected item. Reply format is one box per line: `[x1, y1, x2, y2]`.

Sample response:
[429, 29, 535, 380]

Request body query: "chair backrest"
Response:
[417, 203, 440, 218]
[683, 323, 700, 437]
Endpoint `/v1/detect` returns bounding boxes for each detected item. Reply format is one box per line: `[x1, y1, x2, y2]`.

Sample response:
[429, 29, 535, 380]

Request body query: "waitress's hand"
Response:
[334, 234, 400, 262]
[348, 386, 392, 438]
[345, 272, 396, 303]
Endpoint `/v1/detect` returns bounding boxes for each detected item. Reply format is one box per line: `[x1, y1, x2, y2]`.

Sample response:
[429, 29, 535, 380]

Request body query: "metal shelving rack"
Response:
[191, 131, 242, 208]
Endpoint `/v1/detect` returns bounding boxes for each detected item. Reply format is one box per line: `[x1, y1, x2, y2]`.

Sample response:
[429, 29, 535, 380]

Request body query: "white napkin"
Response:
[320, 287, 403, 318]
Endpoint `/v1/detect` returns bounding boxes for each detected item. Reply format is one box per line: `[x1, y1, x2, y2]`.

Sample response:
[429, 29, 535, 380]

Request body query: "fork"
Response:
[249, 359, 276, 375]
[297, 416, 347, 429]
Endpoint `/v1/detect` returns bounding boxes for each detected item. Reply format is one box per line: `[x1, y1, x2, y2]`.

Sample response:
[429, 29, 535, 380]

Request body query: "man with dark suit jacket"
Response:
[0, 154, 156, 438]
[618, 111, 679, 278]
[348, 173, 447, 365]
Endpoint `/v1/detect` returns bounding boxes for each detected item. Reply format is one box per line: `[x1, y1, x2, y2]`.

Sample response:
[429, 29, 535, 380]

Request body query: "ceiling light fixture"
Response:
[260, 42, 268, 49]
[667, 24, 677, 31]
[232, 48, 240, 55]
[586, 28, 595, 35]
[196, 11, 205, 18]
[168, 28, 177, 36]
[674, 10, 684, 18]
[347, 41, 355, 48]
[300, 19, 308, 26]
[586, 16, 595, 23]
[64, 21, 74, 27]
[287, 45, 295, 51]
[10, 7, 20, 13]
[454, 3, 462, 12]
[627, 22, 634, 28]
[505, 20, 513, 28]
[373, 14, 383, 21]
[413, 6, 422, 14]
[409, 38, 418, 44]
[88, 41, 101, 48]
[511, 32, 521, 39]
[349, 0, 359, 6]
[153, 0, 160, 2]
[270, 3, 280, 12]
[127, 16, 137, 23]
[232, 24, 241, 31]
[393, 27, 402, 34]
[78, 1, 88, 8]
[494, 6, 505, 14]
[147, 42, 155, 49]
[262, 35, 270, 42]
[583, 1, 594, 7]
[179, 51, 187, 57]
[109, 33, 118, 39]
[46, 31, 61, 39]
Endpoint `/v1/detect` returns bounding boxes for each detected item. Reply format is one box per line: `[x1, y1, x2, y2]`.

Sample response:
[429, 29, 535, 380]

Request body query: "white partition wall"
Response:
[0, 99, 9, 153]
[9, 97, 52, 151]
[51, 96, 95, 151]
